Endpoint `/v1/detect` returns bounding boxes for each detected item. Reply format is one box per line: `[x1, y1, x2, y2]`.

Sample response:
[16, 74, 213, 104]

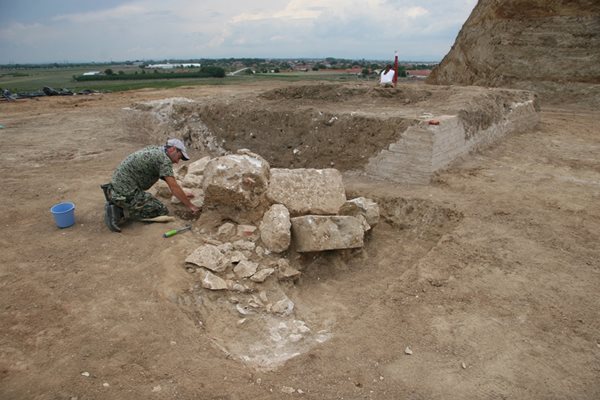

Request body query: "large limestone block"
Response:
[338, 197, 380, 229]
[171, 188, 204, 208]
[267, 168, 346, 216]
[260, 204, 291, 253]
[202, 153, 270, 210]
[187, 156, 211, 176]
[291, 215, 364, 252]
[182, 174, 204, 189]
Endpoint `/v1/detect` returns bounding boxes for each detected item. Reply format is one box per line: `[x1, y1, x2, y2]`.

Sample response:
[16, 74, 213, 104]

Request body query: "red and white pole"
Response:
[393, 50, 398, 87]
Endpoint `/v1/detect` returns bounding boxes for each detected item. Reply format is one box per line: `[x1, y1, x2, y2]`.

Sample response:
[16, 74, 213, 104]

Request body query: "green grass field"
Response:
[0, 64, 370, 94]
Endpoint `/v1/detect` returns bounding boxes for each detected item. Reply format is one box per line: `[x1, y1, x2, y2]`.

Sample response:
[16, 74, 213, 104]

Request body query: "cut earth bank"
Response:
[1, 81, 599, 399]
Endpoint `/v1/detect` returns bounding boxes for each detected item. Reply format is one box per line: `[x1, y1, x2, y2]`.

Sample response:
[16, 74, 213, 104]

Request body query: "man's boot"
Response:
[104, 202, 123, 232]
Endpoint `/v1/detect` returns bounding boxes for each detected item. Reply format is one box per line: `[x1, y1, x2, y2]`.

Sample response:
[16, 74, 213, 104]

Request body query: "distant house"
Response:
[406, 69, 431, 79]
[82, 71, 101, 76]
[292, 64, 310, 72]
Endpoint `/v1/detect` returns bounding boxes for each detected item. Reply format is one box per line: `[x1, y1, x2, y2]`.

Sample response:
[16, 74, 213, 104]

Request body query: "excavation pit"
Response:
[139, 82, 536, 370]
[138, 82, 540, 184]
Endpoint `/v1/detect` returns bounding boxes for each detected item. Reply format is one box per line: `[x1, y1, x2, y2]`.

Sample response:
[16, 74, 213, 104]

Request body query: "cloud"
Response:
[232, 1, 323, 23]
[52, 4, 147, 23]
[406, 6, 429, 18]
[0, 0, 478, 63]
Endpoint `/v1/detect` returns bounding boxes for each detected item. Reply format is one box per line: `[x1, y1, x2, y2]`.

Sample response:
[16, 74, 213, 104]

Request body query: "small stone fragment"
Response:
[237, 224, 258, 238]
[405, 346, 413, 355]
[233, 240, 256, 251]
[233, 260, 258, 278]
[277, 259, 301, 280]
[258, 290, 269, 303]
[236, 304, 255, 315]
[289, 333, 303, 342]
[293, 320, 311, 334]
[217, 222, 236, 239]
[281, 386, 295, 394]
[248, 299, 262, 308]
[250, 268, 275, 283]
[272, 297, 294, 315]
[185, 244, 226, 272]
[201, 271, 228, 290]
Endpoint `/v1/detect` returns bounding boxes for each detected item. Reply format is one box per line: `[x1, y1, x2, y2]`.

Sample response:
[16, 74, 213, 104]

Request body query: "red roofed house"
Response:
[406, 69, 431, 79]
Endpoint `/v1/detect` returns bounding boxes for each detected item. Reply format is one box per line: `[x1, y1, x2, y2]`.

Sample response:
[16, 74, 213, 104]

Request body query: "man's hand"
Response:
[165, 176, 200, 213]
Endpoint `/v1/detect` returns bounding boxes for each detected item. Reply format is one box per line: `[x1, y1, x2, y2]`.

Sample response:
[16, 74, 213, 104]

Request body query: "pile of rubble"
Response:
[153, 149, 380, 317]
[1, 86, 99, 101]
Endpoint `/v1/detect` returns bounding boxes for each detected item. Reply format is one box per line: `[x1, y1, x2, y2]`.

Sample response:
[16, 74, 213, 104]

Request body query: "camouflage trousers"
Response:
[110, 188, 169, 220]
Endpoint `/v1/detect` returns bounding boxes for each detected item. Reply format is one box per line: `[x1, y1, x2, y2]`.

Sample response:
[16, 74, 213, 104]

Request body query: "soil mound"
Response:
[260, 83, 433, 104]
[427, 0, 600, 106]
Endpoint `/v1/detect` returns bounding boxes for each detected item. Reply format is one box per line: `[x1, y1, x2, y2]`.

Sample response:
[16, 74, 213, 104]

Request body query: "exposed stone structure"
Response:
[365, 92, 538, 184]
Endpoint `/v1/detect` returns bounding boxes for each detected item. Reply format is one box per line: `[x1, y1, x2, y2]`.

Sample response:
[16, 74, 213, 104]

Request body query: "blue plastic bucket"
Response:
[50, 202, 75, 228]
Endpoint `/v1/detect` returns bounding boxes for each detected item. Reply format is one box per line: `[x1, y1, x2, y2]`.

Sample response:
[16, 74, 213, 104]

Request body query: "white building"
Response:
[146, 63, 201, 69]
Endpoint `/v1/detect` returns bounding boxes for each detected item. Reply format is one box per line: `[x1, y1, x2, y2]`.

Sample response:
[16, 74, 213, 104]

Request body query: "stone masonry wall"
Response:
[365, 98, 539, 184]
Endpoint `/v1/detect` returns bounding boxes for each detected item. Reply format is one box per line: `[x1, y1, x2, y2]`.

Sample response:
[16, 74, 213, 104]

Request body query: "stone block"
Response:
[259, 204, 291, 253]
[187, 156, 211, 176]
[291, 215, 364, 252]
[338, 197, 380, 229]
[267, 168, 346, 216]
[202, 153, 270, 210]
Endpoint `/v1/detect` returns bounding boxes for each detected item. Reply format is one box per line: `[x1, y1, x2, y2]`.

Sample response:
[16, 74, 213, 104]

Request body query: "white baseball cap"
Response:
[166, 138, 189, 160]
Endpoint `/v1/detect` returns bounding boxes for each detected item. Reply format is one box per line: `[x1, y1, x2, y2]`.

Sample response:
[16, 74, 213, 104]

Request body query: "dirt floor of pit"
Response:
[1, 81, 599, 400]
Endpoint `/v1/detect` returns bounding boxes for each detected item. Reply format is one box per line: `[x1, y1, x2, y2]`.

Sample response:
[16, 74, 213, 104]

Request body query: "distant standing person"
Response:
[101, 138, 199, 232]
[380, 64, 395, 87]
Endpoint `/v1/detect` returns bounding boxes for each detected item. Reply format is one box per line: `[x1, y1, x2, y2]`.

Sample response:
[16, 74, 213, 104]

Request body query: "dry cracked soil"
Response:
[1, 81, 599, 399]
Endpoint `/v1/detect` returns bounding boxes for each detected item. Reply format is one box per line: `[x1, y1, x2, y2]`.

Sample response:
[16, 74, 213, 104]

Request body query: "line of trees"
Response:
[74, 66, 225, 81]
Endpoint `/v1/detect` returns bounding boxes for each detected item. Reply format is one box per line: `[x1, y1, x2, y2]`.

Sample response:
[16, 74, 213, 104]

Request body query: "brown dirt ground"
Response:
[1, 81, 599, 400]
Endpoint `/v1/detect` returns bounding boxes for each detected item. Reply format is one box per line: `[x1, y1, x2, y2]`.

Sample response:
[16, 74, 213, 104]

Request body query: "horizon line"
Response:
[0, 57, 441, 66]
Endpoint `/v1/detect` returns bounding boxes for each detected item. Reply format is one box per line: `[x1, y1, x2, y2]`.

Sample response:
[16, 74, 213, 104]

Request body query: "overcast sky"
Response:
[0, 0, 478, 64]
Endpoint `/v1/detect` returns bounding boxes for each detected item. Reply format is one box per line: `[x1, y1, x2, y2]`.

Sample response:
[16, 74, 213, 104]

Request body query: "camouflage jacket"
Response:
[111, 146, 174, 196]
